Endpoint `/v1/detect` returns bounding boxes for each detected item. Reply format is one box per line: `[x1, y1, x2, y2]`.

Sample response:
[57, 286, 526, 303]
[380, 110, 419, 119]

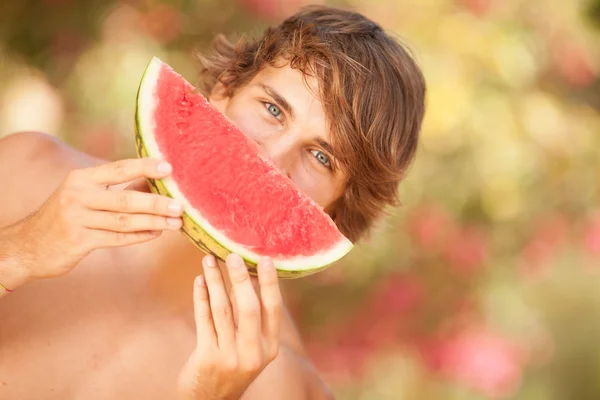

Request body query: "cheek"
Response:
[291, 165, 340, 209]
[224, 100, 272, 142]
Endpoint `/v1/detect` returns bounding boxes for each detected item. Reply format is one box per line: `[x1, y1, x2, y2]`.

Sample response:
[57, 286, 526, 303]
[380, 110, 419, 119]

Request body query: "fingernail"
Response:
[167, 218, 182, 229]
[232, 258, 245, 270]
[195, 275, 206, 287]
[157, 161, 172, 174]
[260, 257, 274, 271]
[227, 253, 244, 269]
[203, 255, 217, 268]
[168, 202, 182, 215]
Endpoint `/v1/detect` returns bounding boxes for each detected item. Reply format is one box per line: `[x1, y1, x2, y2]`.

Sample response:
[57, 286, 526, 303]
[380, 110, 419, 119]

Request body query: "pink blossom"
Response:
[443, 227, 489, 276]
[307, 340, 373, 384]
[584, 216, 600, 256]
[140, 4, 181, 44]
[521, 213, 568, 277]
[420, 329, 526, 398]
[408, 204, 453, 252]
[305, 273, 426, 382]
[369, 273, 424, 316]
[522, 240, 553, 275]
[553, 41, 596, 87]
[458, 0, 493, 16]
[51, 30, 85, 58]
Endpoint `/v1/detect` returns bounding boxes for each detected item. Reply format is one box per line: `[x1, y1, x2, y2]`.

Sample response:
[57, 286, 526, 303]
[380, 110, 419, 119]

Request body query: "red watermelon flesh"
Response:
[149, 60, 350, 259]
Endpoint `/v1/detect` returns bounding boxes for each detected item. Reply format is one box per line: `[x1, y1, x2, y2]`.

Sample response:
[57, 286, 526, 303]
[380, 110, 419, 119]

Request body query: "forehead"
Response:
[250, 63, 320, 102]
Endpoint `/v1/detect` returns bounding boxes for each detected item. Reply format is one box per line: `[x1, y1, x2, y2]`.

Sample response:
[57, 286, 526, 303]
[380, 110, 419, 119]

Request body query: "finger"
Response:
[84, 211, 182, 232]
[228, 276, 259, 328]
[257, 257, 282, 352]
[202, 255, 236, 349]
[92, 229, 162, 248]
[193, 275, 217, 348]
[84, 158, 172, 186]
[227, 254, 261, 346]
[106, 177, 150, 192]
[123, 178, 152, 193]
[82, 189, 182, 217]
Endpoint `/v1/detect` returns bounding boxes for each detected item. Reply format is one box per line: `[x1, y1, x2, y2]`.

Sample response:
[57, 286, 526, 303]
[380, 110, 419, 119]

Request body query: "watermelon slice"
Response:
[134, 57, 353, 278]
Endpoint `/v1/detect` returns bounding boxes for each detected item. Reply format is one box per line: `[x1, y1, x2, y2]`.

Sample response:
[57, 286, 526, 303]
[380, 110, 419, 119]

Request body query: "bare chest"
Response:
[0, 239, 202, 399]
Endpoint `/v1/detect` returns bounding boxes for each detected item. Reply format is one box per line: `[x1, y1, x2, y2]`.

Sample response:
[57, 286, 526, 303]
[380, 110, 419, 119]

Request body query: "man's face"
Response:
[209, 64, 347, 213]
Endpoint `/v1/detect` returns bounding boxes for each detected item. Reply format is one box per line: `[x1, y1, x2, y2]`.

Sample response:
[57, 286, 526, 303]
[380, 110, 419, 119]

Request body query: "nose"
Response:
[260, 134, 297, 179]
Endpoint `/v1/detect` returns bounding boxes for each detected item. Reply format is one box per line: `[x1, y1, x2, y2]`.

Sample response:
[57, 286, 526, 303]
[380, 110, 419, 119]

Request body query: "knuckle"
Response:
[114, 231, 128, 243]
[117, 192, 130, 211]
[115, 214, 130, 230]
[231, 271, 251, 285]
[152, 195, 163, 214]
[66, 169, 82, 184]
[58, 187, 78, 208]
[240, 303, 260, 318]
[266, 343, 280, 363]
[265, 303, 282, 319]
[194, 349, 218, 371]
[212, 303, 233, 320]
[113, 159, 128, 177]
[242, 354, 264, 374]
[155, 216, 168, 230]
[221, 356, 239, 373]
[199, 358, 218, 373]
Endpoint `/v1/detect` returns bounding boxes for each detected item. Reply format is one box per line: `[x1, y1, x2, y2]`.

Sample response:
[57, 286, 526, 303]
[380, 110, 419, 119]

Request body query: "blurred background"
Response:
[1, 0, 599, 398]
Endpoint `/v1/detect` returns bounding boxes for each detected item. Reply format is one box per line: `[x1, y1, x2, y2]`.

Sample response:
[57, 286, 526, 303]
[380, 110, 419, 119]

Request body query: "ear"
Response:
[209, 81, 229, 101]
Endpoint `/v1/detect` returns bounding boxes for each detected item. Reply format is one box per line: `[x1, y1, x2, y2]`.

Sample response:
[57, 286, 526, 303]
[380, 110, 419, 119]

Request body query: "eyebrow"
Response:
[257, 83, 295, 119]
[315, 138, 335, 158]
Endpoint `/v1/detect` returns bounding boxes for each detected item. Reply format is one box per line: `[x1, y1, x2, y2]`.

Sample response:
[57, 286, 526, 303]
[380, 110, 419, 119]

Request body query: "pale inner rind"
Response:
[137, 57, 353, 271]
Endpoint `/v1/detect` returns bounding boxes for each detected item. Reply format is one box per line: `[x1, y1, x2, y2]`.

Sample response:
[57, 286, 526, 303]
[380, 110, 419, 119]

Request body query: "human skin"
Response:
[0, 64, 340, 399]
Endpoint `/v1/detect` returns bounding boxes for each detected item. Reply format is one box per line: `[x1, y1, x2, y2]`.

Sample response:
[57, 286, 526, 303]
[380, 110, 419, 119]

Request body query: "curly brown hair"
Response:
[196, 5, 426, 243]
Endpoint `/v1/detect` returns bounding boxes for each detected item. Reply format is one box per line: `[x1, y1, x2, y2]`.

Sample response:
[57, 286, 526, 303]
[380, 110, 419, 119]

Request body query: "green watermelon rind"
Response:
[133, 57, 354, 279]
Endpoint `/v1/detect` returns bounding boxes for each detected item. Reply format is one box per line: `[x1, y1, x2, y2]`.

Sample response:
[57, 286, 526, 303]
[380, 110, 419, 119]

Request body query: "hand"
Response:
[9, 157, 183, 282]
[178, 254, 282, 400]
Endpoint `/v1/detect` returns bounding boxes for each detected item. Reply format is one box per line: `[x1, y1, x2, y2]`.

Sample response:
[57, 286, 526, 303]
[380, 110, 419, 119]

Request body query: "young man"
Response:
[0, 5, 425, 399]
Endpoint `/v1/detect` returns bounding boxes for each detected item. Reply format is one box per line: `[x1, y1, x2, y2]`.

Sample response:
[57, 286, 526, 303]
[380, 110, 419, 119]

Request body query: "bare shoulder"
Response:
[0, 131, 99, 226]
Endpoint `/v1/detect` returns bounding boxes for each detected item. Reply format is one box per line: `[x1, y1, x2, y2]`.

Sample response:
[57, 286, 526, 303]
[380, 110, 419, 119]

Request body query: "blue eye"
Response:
[265, 102, 281, 118]
[311, 149, 331, 169]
